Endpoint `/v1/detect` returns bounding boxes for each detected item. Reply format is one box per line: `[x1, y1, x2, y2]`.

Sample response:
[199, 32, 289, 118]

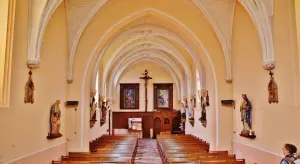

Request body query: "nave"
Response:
[52, 134, 245, 164]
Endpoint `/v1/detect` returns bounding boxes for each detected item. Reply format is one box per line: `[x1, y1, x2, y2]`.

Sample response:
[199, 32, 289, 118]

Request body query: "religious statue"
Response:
[100, 99, 110, 126]
[180, 100, 186, 122]
[188, 98, 194, 127]
[47, 100, 62, 139]
[199, 91, 208, 127]
[24, 71, 34, 104]
[240, 94, 255, 137]
[192, 95, 196, 108]
[90, 97, 97, 128]
[140, 69, 152, 112]
[268, 71, 278, 104]
[206, 90, 210, 106]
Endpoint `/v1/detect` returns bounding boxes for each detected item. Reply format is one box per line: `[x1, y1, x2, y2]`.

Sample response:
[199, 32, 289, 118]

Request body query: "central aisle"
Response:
[134, 139, 163, 164]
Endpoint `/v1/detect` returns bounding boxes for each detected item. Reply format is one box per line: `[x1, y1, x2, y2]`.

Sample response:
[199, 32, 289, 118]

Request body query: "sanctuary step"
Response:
[134, 139, 163, 164]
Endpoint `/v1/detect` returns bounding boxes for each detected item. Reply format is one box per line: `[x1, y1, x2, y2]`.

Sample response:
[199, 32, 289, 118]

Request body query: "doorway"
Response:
[172, 117, 181, 133]
[153, 117, 161, 138]
[142, 116, 152, 138]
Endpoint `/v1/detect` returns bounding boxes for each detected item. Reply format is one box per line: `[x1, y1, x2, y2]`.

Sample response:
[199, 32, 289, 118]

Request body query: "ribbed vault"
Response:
[28, 0, 276, 81]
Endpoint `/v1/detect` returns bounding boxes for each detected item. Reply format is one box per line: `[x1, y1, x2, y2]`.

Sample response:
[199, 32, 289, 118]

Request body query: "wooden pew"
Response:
[157, 134, 245, 164]
[52, 135, 137, 164]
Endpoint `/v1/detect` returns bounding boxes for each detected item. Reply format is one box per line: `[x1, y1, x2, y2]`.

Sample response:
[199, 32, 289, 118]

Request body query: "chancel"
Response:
[1, 0, 300, 164]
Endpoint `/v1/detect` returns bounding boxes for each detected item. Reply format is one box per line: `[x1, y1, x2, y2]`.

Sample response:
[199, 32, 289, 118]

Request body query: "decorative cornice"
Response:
[67, 77, 73, 84]
[263, 60, 275, 70]
[225, 77, 232, 83]
[27, 60, 40, 69]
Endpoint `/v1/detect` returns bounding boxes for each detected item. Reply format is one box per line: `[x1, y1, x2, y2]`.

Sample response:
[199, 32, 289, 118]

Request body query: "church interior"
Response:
[1, 0, 300, 163]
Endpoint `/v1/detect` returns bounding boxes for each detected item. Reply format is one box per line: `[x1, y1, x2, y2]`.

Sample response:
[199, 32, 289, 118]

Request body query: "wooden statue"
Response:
[47, 100, 62, 139]
[100, 99, 110, 126]
[90, 97, 97, 128]
[206, 90, 210, 106]
[268, 71, 278, 104]
[199, 91, 208, 127]
[24, 71, 34, 104]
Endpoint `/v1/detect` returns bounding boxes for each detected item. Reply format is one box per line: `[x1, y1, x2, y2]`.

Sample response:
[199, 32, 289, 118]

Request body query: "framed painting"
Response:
[120, 83, 139, 109]
[154, 83, 173, 110]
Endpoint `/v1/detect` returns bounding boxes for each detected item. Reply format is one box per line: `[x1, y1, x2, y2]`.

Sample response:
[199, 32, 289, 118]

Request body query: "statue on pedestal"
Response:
[47, 100, 62, 139]
[100, 99, 110, 126]
[240, 94, 255, 138]
[90, 97, 97, 128]
[199, 90, 208, 127]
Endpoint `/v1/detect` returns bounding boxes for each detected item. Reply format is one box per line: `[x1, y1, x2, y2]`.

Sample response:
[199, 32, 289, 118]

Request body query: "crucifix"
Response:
[140, 70, 152, 112]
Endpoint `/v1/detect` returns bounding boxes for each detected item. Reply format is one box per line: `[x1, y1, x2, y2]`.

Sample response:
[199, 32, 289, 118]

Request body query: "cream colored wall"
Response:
[232, 1, 300, 162]
[185, 62, 217, 150]
[0, 2, 68, 163]
[114, 61, 179, 112]
[0, 0, 9, 103]
[296, 0, 300, 70]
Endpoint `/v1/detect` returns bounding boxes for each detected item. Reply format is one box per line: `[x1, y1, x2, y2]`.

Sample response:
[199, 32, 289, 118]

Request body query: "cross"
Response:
[29, 70, 32, 77]
[269, 71, 273, 78]
[140, 70, 152, 112]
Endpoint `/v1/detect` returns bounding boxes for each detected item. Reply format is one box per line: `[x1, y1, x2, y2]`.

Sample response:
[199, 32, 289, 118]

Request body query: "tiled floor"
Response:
[134, 139, 163, 164]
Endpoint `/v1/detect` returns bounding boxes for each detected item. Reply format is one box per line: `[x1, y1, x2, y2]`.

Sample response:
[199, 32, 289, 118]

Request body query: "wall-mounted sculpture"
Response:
[180, 100, 187, 130]
[180, 100, 186, 120]
[100, 99, 110, 126]
[188, 98, 194, 127]
[192, 95, 196, 108]
[205, 90, 209, 106]
[47, 100, 62, 139]
[90, 97, 97, 128]
[268, 71, 278, 104]
[239, 94, 256, 139]
[199, 90, 208, 127]
[24, 70, 34, 104]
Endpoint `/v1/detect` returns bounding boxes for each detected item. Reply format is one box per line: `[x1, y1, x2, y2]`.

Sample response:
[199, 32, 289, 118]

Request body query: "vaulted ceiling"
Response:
[27, 0, 276, 96]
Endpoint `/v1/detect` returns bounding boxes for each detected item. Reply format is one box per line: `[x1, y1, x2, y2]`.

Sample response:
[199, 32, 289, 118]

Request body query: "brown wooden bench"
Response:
[157, 135, 245, 164]
[53, 135, 137, 164]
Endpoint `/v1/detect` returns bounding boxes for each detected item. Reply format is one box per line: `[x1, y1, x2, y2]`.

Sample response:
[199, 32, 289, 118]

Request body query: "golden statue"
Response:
[47, 100, 62, 139]
[90, 97, 97, 128]
[24, 71, 34, 104]
[268, 71, 278, 104]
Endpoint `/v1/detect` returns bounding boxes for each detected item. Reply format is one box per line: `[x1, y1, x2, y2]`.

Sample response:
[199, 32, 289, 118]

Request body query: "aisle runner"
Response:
[134, 139, 163, 164]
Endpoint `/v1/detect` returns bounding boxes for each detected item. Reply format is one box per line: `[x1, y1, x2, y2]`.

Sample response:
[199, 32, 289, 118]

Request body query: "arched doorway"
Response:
[172, 117, 180, 133]
[153, 117, 161, 139]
